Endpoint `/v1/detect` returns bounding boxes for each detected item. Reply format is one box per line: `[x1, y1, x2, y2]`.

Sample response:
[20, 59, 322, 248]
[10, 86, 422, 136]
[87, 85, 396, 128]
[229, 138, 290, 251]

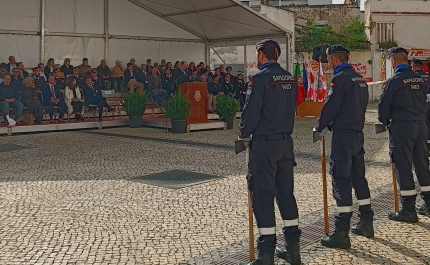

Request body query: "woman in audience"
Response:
[188, 61, 195, 74]
[44, 58, 55, 77]
[20, 77, 43, 124]
[61, 58, 74, 77]
[174, 61, 180, 69]
[64, 77, 84, 121]
[166, 62, 173, 69]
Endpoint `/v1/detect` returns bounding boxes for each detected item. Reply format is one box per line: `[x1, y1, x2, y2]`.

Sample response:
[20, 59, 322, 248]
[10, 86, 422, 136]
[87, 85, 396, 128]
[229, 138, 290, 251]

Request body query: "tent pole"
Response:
[104, 0, 109, 62]
[205, 41, 209, 66]
[244, 39, 247, 82]
[40, 0, 46, 64]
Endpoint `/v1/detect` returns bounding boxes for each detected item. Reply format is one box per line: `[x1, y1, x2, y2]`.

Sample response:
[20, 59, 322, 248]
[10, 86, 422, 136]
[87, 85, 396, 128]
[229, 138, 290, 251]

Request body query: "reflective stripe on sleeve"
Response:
[258, 227, 276, 235]
[357, 198, 371, 206]
[421, 186, 430, 192]
[400, 189, 417, 196]
[337, 206, 353, 213]
[282, 219, 299, 227]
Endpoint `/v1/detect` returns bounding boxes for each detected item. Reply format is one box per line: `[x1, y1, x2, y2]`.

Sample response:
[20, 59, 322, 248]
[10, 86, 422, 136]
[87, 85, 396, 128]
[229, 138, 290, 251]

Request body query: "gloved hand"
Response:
[426, 94, 430, 103]
[313, 126, 330, 135]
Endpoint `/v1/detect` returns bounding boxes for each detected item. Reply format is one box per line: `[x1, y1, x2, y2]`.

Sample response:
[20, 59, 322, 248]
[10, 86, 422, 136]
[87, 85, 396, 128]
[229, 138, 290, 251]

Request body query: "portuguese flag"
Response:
[294, 62, 306, 106]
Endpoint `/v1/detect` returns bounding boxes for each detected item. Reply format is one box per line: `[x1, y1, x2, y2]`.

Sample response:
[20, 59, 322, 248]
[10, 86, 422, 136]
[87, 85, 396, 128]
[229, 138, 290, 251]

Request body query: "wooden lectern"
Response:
[178, 82, 208, 124]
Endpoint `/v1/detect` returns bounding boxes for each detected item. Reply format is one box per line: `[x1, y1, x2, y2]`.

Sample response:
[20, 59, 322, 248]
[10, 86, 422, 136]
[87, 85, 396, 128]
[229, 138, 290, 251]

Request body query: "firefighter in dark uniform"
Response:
[379, 47, 430, 221]
[238, 39, 301, 265]
[411, 59, 430, 156]
[314, 45, 374, 249]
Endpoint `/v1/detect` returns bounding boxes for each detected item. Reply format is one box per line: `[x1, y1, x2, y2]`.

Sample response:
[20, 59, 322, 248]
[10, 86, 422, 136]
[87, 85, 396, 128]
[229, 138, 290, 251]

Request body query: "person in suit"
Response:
[162, 68, 174, 95]
[96, 59, 114, 90]
[171, 61, 189, 92]
[31, 67, 45, 103]
[0, 74, 24, 124]
[43, 75, 66, 123]
[82, 76, 113, 121]
[91, 69, 104, 88]
[148, 68, 168, 104]
[11, 68, 23, 95]
[21, 77, 43, 124]
[64, 77, 84, 121]
[123, 63, 144, 93]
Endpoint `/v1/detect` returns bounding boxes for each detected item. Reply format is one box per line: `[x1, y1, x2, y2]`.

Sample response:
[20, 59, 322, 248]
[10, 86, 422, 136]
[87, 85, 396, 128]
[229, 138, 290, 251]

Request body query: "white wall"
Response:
[366, 0, 430, 49]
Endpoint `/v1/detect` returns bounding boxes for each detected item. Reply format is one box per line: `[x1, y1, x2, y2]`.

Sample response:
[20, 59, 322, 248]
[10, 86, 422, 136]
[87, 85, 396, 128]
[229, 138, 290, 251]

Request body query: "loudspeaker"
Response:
[312, 45, 329, 63]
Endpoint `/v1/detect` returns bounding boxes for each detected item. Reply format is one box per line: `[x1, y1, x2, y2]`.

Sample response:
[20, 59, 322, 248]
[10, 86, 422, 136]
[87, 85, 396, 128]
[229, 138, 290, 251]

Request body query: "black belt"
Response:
[252, 133, 289, 140]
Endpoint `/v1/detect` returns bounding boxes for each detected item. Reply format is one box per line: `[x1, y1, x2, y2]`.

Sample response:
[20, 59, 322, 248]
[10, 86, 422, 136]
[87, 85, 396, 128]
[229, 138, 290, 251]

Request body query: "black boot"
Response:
[416, 203, 430, 218]
[237, 254, 274, 265]
[351, 221, 374, 238]
[275, 242, 301, 265]
[388, 208, 418, 223]
[320, 230, 351, 249]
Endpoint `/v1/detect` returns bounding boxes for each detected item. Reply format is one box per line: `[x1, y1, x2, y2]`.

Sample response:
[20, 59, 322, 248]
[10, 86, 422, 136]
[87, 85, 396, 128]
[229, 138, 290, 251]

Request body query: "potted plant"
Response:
[121, 90, 148, 128]
[215, 95, 239, 129]
[160, 92, 190, 133]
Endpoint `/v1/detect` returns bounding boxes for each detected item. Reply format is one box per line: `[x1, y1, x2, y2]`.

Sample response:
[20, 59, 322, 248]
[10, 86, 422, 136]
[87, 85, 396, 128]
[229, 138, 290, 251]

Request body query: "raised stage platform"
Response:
[0, 106, 230, 136]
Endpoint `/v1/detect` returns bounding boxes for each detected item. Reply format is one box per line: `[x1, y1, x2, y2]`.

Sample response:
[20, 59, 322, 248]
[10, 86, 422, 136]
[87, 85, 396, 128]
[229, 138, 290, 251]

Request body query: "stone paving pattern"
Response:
[0, 102, 428, 264]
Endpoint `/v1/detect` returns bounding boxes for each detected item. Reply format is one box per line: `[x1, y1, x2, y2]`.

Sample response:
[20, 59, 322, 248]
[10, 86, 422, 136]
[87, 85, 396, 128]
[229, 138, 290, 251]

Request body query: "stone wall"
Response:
[279, 4, 361, 31]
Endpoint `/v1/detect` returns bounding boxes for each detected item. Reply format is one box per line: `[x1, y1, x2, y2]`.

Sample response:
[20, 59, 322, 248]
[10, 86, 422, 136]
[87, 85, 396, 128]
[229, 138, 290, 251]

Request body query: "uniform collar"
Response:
[259, 62, 278, 70]
[394, 64, 410, 74]
[333, 63, 351, 75]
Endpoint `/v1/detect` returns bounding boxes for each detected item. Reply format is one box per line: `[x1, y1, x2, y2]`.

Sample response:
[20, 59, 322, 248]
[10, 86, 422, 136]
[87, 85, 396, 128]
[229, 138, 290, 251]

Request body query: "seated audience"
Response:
[53, 68, 65, 89]
[208, 74, 224, 112]
[236, 72, 247, 110]
[146, 59, 153, 74]
[79, 58, 91, 77]
[38, 63, 47, 79]
[123, 63, 144, 93]
[112, 60, 124, 92]
[11, 68, 23, 94]
[162, 68, 174, 95]
[21, 77, 43, 124]
[7, 56, 17, 73]
[17, 62, 29, 79]
[61, 58, 73, 77]
[31, 67, 45, 104]
[82, 76, 113, 121]
[43, 75, 66, 123]
[189, 68, 199, 82]
[0, 74, 24, 124]
[148, 68, 168, 104]
[91, 69, 103, 88]
[96, 59, 114, 90]
[0, 63, 8, 79]
[226, 67, 236, 84]
[222, 75, 238, 98]
[199, 75, 214, 112]
[159, 59, 167, 75]
[45, 58, 55, 77]
[64, 78, 84, 121]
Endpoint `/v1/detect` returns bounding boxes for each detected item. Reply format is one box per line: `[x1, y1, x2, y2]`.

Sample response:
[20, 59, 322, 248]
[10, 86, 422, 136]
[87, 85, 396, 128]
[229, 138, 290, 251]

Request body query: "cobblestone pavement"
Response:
[0, 103, 428, 264]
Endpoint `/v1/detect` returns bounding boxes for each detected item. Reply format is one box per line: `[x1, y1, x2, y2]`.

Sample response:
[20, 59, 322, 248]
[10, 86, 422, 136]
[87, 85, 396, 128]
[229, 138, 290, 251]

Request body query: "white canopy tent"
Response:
[0, 0, 292, 74]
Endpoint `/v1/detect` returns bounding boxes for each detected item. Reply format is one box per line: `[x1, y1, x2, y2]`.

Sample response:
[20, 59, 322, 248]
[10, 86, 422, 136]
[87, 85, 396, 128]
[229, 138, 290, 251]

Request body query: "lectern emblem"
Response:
[194, 90, 202, 101]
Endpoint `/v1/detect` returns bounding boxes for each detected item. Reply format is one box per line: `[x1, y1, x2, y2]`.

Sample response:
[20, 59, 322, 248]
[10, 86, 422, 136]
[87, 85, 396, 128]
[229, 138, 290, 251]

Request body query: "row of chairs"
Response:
[0, 89, 123, 124]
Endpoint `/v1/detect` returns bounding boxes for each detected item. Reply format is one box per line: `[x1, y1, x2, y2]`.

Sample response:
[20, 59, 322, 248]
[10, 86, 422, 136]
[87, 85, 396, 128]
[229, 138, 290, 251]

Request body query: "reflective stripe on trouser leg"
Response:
[258, 227, 276, 235]
[282, 219, 299, 227]
[421, 186, 430, 192]
[337, 206, 353, 213]
[357, 198, 371, 205]
[400, 189, 417, 196]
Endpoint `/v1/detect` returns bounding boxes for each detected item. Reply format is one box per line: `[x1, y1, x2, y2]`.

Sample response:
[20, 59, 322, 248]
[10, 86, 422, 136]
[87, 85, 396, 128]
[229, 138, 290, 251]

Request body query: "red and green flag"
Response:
[294, 62, 306, 106]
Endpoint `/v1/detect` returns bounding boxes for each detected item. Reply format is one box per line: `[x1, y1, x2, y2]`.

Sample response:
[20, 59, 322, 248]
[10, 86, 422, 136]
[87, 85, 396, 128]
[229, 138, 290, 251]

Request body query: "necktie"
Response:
[51, 85, 56, 99]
